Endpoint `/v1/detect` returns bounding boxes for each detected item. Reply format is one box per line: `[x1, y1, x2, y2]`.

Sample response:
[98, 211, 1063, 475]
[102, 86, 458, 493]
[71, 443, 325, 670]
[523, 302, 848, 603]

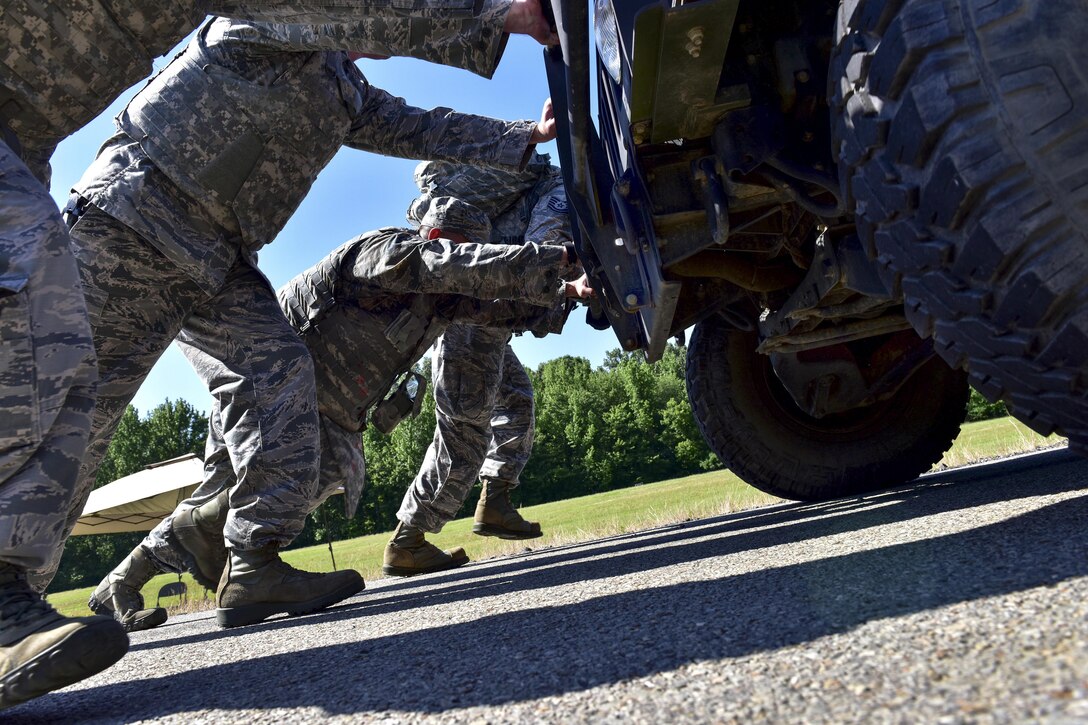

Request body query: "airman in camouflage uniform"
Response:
[388, 154, 574, 572]
[90, 197, 588, 627]
[57, 17, 556, 629]
[0, 0, 555, 709]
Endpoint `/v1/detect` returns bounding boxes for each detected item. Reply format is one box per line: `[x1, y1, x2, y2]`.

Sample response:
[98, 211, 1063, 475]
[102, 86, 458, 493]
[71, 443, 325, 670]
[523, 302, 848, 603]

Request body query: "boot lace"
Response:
[0, 581, 58, 630]
[270, 559, 328, 581]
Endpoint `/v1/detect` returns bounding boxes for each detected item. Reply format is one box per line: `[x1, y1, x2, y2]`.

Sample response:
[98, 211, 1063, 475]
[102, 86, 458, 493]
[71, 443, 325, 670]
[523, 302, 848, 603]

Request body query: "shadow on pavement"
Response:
[13, 449, 1087, 721]
[127, 449, 1086, 651]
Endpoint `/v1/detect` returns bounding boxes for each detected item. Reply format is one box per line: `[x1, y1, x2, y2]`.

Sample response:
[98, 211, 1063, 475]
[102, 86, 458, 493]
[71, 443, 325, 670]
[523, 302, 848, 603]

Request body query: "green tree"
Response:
[521, 356, 599, 501]
[966, 388, 1008, 421]
[519, 344, 717, 505]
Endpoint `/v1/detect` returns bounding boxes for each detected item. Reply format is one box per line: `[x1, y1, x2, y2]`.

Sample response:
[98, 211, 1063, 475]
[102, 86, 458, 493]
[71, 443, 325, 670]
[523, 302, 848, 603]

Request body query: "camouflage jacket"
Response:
[0, 0, 510, 182]
[115, 17, 534, 252]
[411, 152, 572, 247]
[75, 18, 535, 290]
[278, 227, 570, 432]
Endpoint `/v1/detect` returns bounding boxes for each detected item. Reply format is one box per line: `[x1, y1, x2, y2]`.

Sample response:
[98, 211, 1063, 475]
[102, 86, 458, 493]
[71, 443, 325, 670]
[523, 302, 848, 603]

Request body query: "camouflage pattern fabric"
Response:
[243, 2, 511, 79]
[143, 409, 236, 574]
[139, 225, 570, 570]
[143, 408, 351, 575]
[408, 152, 563, 232]
[0, 141, 97, 572]
[74, 18, 536, 290]
[398, 156, 574, 532]
[284, 227, 568, 432]
[29, 204, 320, 585]
[418, 197, 493, 243]
[30, 19, 539, 585]
[172, 267, 320, 553]
[399, 326, 526, 532]
[285, 227, 569, 515]
[0, 0, 511, 181]
[0, 0, 514, 585]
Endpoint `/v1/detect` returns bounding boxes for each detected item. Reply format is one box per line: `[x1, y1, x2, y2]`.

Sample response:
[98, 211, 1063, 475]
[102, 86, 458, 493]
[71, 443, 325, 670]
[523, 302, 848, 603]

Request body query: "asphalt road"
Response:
[10, 449, 1088, 723]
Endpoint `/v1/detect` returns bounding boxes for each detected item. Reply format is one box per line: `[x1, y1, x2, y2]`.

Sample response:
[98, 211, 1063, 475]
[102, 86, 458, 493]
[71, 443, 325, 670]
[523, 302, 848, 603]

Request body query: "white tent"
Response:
[72, 453, 345, 536]
[71, 454, 205, 535]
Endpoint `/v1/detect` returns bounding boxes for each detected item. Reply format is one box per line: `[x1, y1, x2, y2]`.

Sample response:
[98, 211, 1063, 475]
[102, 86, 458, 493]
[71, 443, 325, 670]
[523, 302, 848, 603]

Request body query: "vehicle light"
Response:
[595, 0, 623, 84]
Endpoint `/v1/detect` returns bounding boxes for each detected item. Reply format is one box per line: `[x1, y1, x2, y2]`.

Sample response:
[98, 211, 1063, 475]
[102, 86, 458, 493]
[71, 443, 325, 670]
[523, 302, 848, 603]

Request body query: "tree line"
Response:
[52, 344, 1005, 590]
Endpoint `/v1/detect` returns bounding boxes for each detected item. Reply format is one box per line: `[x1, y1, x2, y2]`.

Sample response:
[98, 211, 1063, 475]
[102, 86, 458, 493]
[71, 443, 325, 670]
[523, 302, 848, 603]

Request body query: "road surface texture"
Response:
[11, 449, 1088, 723]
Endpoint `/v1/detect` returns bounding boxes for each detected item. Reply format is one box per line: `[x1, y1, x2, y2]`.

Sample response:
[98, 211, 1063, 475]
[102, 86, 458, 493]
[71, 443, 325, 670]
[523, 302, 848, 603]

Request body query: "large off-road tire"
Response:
[686, 316, 970, 501]
[830, 0, 1088, 447]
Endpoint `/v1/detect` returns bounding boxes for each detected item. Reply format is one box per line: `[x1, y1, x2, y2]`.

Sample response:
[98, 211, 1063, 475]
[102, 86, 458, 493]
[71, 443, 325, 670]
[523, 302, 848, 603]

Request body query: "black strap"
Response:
[564, 242, 578, 265]
[0, 114, 23, 160]
[62, 193, 89, 229]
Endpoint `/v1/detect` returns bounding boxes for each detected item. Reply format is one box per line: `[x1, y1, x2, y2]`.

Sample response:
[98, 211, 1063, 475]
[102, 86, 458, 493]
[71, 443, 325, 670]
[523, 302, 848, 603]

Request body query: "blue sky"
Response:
[48, 28, 620, 417]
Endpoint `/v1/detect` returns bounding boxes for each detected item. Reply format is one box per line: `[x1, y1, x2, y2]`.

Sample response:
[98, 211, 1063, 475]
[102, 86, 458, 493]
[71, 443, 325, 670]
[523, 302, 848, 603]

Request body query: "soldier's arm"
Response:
[221, 0, 510, 78]
[345, 85, 541, 170]
[444, 297, 573, 337]
[354, 236, 568, 307]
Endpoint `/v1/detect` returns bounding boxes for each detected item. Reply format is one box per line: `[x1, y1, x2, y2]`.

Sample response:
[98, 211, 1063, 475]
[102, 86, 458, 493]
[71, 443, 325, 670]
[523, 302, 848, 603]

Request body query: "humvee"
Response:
[543, 0, 1086, 499]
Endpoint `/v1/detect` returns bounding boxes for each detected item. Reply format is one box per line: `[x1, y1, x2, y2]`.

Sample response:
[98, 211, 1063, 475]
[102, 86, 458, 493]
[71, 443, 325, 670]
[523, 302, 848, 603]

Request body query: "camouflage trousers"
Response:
[398, 323, 534, 532]
[33, 205, 321, 585]
[0, 140, 97, 572]
[142, 411, 358, 574]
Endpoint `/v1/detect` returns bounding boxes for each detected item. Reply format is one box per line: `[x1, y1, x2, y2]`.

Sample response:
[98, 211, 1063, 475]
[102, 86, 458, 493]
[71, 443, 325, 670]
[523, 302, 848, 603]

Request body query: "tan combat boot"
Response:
[0, 563, 128, 709]
[87, 546, 168, 632]
[472, 480, 542, 540]
[215, 546, 364, 628]
[382, 521, 469, 577]
[168, 489, 229, 590]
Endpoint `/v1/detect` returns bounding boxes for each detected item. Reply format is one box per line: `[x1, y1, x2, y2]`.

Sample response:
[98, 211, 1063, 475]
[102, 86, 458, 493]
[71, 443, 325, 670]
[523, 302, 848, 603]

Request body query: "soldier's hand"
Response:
[564, 274, 595, 299]
[530, 98, 556, 144]
[504, 0, 560, 46]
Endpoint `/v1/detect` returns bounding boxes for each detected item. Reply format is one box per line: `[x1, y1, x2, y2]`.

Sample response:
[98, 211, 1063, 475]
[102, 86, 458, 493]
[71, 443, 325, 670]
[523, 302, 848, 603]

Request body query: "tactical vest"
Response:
[0, 0, 203, 150]
[280, 229, 443, 430]
[280, 234, 366, 337]
[119, 19, 362, 251]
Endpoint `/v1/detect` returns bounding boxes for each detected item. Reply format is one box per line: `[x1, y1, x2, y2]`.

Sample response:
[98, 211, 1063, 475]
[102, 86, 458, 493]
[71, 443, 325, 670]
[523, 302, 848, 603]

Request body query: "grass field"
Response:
[45, 415, 1065, 618]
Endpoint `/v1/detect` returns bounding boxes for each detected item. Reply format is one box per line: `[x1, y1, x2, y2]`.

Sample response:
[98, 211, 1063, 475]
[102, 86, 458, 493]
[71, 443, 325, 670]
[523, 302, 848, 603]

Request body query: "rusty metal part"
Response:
[757, 314, 914, 355]
[768, 331, 937, 418]
[668, 250, 802, 291]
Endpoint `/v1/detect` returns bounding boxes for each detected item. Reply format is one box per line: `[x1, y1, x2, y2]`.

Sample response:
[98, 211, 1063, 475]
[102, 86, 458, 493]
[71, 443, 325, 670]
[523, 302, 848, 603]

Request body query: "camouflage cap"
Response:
[414, 196, 492, 244]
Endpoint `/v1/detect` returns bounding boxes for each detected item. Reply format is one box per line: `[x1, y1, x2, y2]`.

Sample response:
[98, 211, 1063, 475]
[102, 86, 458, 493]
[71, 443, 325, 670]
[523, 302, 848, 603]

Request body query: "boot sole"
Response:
[471, 523, 544, 540]
[88, 590, 167, 632]
[215, 577, 365, 629]
[382, 552, 470, 578]
[121, 608, 168, 633]
[0, 618, 128, 710]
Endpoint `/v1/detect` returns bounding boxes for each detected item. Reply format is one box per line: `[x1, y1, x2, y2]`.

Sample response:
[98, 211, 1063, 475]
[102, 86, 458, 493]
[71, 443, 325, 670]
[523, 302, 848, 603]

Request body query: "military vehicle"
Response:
[543, 0, 1086, 500]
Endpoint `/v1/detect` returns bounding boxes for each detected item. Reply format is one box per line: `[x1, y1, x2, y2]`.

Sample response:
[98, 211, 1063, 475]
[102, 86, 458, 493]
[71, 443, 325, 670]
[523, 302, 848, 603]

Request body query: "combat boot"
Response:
[0, 563, 128, 709]
[168, 489, 229, 590]
[215, 546, 364, 628]
[472, 480, 542, 540]
[382, 521, 469, 577]
[87, 546, 167, 632]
